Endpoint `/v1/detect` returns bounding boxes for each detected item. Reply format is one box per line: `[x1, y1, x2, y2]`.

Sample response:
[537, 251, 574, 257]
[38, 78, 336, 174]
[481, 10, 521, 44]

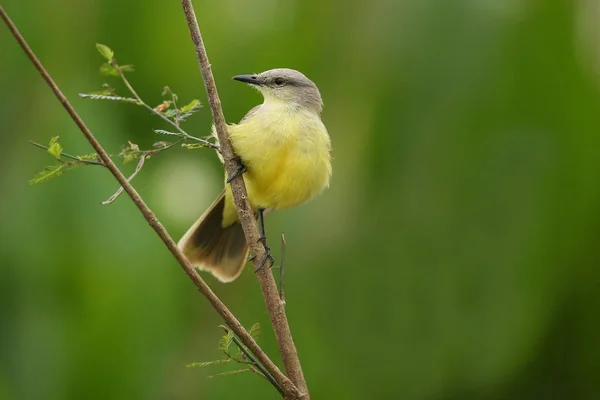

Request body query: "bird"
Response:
[178, 68, 332, 282]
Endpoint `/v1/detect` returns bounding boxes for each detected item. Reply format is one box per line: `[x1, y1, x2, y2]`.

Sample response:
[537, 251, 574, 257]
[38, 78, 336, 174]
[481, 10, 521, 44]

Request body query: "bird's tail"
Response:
[178, 191, 248, 282]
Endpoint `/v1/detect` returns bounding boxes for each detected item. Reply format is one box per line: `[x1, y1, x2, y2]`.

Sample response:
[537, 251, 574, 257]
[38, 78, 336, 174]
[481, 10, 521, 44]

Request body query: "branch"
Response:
[0, 5, 294, 398]
[29, 140, 104, 165]
[179, 1, 309, 398]
[109, 59, 217, 149]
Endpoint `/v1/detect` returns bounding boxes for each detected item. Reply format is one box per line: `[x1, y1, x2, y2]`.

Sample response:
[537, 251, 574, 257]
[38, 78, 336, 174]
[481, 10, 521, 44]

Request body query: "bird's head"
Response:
[233, 68, 323, 113]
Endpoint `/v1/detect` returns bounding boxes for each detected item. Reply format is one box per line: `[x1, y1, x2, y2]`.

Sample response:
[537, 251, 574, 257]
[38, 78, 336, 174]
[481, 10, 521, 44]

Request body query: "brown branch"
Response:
[0, 5, 294, 398]
[179, 1, 309, 398]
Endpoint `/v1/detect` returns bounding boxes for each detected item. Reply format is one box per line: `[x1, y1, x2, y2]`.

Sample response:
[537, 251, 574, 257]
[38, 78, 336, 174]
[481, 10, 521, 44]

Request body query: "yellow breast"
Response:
[222, 105, 331, 226]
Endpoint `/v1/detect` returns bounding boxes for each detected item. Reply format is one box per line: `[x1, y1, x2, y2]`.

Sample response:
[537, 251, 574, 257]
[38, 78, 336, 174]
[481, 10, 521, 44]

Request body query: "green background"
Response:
[2, 0, 600, 398]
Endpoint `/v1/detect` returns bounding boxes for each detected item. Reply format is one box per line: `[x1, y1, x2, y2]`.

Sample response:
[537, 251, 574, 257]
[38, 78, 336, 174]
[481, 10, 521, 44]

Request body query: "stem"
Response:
[101, 154, 146, 205]
[111, 59, 218, 149]
[179, 1, 309, 398]
[279, 233, 286, 303]
[220, 325, 283, 395]
[29, 140, 104, 165]
[0, 5, 292, 397]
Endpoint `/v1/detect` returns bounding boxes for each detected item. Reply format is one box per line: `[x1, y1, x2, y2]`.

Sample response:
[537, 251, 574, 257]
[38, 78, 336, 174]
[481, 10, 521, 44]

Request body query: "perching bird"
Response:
[178, 68, 332, 282]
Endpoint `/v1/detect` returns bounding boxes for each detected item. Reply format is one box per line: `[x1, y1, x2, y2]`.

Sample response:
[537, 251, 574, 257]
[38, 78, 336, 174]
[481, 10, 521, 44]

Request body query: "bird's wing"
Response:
[211, 104, 262, 165]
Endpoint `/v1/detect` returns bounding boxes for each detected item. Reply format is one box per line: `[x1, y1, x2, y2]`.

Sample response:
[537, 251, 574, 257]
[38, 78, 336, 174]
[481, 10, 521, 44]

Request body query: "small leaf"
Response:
[127, 141, 140, 152]
[76, 153, 100, 161]
[96, 43, 114, 62]
[180, 99, 201, 113]
[99, 62, 120, 77]
[248, 323, 261, 341]
[153, 129, 181, 136]
[119, 141, 141, 164]
[101, 83, 116, 91]
[47, 136, 63, 160]
[179, 99, 202, 121]
[163, 109, 178, 118]
[161, 86, 172, 97]
[79, 93, 139, 103]
[86, 85, 117, 96]
[182, 143, 209, 150]
[209, 369, 252, 379]
[186, 359, 232, 368]
[119, 64, 135, 73]
[152, 141, 171, 149]
[29, 164, 65, 184]
[218, 330, 234, 353]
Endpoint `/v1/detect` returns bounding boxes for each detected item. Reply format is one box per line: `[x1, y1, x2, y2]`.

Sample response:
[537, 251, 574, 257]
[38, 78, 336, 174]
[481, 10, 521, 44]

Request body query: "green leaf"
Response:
[182, 143, 209, 150]
[99, 62, 120, 77]
[218, 330, 234, 353]
[119, 142, 141, 164]
[79, 93, 139, 103]
[248, 323, 261, 341]
[152, 141, 171, 149]
[154, 129, 181, 137]
[163, 109, 178, 118]
[180, 99, 201, 113]
[119, 64, 135, 73]
[29, 164, 65, 184]
[86, 85, 117, 96]
[186, 359, 232, 368]
[96, 43, 114, 61]
[209, 369, 252, 379]
[179, 99, 202, 121]
[47, 136, 63, 160]
[76, 153, 99, 161]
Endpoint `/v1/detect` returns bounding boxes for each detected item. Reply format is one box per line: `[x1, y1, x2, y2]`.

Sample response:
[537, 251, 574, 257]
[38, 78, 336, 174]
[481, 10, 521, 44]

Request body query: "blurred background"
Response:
[2, 0, 600, 398]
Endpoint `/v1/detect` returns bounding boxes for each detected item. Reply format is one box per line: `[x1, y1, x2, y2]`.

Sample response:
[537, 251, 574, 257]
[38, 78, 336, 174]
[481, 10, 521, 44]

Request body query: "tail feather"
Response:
[178, 191, 249, 282]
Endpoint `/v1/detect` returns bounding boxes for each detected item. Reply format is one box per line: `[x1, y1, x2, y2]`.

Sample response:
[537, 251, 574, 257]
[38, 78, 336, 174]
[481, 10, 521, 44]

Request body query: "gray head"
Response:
[233, 68, 323, 113]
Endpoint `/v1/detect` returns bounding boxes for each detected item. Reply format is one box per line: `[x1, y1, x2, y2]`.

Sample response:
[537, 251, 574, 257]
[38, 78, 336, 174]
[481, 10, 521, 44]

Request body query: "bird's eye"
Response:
[273, 77, 286, 86]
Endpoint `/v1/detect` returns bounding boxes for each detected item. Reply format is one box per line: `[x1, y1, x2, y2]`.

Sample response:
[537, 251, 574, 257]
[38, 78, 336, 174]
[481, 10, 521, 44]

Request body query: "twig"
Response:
[29, 140, 104, 166]
[101, 155, 146, 205]
[111, 59, 218, 149]
[179, 1, 309, 398]
[101, 138, 186, 205]
[279, 233, 286, 303]
[220, 326, 283, 394]
[0, 5, 295, 398]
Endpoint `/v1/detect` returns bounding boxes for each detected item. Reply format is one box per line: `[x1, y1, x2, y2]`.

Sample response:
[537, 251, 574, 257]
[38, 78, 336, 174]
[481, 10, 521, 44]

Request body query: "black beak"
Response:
[233, 74, 262, 85]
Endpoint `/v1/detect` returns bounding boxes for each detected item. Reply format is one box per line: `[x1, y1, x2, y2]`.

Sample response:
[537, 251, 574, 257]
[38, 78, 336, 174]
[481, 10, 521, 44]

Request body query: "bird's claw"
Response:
[254, 238, 275, 273]
[226, 156, 247, 183]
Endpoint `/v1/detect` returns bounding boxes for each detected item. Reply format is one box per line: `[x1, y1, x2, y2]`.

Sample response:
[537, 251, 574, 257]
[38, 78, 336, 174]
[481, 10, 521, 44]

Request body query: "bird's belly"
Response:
[245, 144, 330, 210]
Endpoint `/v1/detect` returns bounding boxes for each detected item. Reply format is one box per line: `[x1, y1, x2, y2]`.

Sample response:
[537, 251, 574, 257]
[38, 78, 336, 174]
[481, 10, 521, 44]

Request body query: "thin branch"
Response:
[0, 5, 294, 397]
[111, 59, 218, 149]
[220, 325, 283, 394]
[179, 1, 309, 398]
[279, 233, 286, 303]
[101, 154, 146, 205]
[29, 140, 104, 165]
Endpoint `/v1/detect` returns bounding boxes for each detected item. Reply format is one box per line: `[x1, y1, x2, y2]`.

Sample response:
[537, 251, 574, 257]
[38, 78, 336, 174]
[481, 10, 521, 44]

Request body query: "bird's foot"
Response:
[255, 237, 275, 273]
[226, 156, 247, 183]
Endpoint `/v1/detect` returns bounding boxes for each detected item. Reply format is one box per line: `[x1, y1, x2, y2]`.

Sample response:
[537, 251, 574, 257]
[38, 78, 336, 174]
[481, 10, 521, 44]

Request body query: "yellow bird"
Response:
[178, 68, 332, 282]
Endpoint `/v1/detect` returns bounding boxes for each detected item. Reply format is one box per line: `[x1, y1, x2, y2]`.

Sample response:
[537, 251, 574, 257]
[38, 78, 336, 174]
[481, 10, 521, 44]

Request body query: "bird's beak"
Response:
[233, 74, 262, 85]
